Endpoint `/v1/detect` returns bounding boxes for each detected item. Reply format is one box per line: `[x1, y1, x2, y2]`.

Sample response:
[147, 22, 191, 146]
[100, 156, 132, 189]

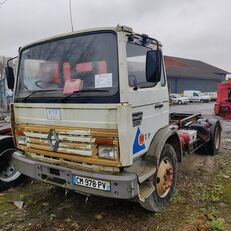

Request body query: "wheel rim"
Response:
[0, 148, 21, 182]
[214, 127, 221, 150]
[156, 157, 174, 198]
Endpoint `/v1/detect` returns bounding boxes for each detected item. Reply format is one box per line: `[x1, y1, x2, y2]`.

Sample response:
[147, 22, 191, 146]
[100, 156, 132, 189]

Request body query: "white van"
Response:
[183, 90, 210, 102]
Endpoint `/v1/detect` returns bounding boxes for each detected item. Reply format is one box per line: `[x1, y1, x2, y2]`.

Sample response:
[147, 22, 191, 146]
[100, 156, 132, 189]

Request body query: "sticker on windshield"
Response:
[95, 73, 112, 88]
[63, 79, 83, 94]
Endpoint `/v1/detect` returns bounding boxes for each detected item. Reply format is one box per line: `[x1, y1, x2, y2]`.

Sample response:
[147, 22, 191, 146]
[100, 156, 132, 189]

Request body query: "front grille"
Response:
[24, 129, 94, 156]
[16, 124, 120, 167]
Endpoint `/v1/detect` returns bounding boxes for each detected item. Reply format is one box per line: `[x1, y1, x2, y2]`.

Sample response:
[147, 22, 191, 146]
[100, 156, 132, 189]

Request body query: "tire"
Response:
[178, 100, 182, 105]
[0, 137, 25, 191]
[200, 99, 203, 103]
[205, 120, 221, 155]
[140, 144, 177, 212]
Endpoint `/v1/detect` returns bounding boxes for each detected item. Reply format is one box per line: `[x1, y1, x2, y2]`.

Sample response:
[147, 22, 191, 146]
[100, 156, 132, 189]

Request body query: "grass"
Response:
[208, 219, 225, 230]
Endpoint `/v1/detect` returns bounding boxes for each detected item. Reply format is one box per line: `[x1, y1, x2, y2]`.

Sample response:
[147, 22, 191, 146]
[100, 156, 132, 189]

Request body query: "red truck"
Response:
[214, 78, 231, 119]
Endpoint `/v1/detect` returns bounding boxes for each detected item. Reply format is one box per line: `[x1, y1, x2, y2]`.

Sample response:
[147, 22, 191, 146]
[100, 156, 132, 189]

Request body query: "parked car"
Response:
[183, 90, 210, 102]
[203, 92, 217, 101]
[170, 94, 189, 104]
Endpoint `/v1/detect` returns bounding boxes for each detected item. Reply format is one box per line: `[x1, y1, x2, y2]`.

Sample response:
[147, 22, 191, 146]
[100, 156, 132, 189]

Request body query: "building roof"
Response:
[164, 56, 229, 80]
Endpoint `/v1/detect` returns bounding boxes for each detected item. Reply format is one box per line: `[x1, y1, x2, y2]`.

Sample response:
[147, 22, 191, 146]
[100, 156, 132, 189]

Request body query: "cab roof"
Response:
[20, 25, 161, 52]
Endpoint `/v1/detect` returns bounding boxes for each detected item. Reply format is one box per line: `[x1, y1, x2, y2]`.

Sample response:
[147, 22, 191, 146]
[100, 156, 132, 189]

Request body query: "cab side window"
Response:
[228, 89, 231, 102]
[127, 42, 164, 88]
[126, 43, 150, 87]
[193, 92, 198, 96]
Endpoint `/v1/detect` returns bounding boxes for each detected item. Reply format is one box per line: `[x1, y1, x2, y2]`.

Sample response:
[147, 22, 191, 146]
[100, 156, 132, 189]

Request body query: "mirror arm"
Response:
[152, 38, 160, 51]
[7, 56, 18, 67]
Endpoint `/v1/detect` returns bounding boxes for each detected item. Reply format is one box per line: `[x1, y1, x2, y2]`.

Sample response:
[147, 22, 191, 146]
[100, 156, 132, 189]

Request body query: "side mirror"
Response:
[146, 50, 161, 83]
[5, 66, 15, 90]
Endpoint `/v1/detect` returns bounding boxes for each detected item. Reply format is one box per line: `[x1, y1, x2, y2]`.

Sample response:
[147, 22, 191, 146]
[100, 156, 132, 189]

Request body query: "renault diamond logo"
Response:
[47, 129, 60, 151]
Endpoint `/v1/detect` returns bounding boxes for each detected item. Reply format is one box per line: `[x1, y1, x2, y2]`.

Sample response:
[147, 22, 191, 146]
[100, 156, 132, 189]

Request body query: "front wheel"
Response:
[140, 144, 177, 212]
[0, 137, 25, 191]
[178, 100, 182, 105]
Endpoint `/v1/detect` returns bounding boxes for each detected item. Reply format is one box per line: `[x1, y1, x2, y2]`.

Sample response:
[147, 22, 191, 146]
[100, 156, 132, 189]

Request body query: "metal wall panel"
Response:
[167, 77, 220, 93]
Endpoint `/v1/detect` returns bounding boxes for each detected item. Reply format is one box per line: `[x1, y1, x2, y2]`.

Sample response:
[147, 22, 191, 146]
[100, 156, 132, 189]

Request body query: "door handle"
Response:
[155, 104, 164, 109]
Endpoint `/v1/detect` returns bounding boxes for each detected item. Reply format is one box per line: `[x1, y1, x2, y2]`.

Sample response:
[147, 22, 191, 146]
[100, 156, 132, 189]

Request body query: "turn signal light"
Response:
[15, 129, 25, 136]
[95, 139, 114, 145]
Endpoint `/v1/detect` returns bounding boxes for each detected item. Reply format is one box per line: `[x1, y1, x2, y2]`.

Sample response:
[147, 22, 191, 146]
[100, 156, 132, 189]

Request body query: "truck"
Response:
[0, 119, 24, 191]
[183, 90, 210, 102]
[5, 25, 221, 211]
[214, 78, 231, 119]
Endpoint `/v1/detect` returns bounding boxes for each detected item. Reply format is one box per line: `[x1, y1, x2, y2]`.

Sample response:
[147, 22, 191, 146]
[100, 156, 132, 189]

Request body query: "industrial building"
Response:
[165, 56, 229, 94]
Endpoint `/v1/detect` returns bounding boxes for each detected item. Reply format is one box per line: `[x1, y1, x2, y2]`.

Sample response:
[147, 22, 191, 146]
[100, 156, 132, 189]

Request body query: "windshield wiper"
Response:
[22, 89, 60, 102]
[59, 89, 109, 103]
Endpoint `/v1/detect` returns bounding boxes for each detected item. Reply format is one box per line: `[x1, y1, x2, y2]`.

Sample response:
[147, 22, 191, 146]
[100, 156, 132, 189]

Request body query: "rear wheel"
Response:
[206, 120, 221, 155]
[178, 100, 182, 105]
[198, 120, 221, 155]
[140, 144, 177, 212]
[0, 138, 25, 191]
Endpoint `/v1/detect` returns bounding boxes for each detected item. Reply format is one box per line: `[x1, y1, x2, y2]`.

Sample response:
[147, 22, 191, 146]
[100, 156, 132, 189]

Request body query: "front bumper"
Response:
[13, 151, 138, 199]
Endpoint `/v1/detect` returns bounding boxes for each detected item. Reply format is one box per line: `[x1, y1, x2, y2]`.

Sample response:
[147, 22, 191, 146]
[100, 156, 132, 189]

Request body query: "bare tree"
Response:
[0, 56, 8, 80]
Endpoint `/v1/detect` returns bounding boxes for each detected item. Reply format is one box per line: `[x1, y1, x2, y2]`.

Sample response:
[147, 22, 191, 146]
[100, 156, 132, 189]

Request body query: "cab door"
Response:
[193, 92, 200, 102]
[126, 42, 169, 159]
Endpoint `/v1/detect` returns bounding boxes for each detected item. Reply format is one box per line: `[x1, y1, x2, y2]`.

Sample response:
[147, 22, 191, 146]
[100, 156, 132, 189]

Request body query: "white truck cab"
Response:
[5, 25, 221, 212]
[183, 90, 210, 102]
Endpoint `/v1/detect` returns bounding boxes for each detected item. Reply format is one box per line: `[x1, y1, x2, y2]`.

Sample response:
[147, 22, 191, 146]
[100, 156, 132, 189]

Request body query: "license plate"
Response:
[72, 175, 111, 192]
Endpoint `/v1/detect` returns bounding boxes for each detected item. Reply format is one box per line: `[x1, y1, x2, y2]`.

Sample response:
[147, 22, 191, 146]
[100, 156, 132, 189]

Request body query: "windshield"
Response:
[15, 32, 119, 103]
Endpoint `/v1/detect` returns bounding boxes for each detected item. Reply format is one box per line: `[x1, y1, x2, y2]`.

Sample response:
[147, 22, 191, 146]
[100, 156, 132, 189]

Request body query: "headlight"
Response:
[98, 145, 116, 160]
[17, 135, 27, 145]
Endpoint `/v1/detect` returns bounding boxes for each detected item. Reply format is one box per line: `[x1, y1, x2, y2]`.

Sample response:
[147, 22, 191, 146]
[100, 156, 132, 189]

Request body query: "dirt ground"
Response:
[0, 102, 230, 231]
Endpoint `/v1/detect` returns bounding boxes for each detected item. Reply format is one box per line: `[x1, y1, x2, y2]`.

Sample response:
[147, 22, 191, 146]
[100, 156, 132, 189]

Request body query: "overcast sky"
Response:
[0, 0, 230, 72]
